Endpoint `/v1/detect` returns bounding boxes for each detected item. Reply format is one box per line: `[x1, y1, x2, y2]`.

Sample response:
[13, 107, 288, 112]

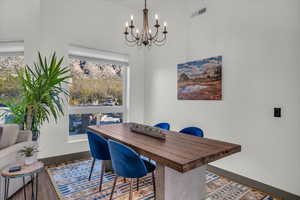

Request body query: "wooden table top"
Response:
[88, 124, 241, 173]
[1, 161, 44, 178]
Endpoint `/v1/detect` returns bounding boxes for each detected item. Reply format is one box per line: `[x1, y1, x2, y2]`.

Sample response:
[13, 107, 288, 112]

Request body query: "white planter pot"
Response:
[25, 155, 37, 166]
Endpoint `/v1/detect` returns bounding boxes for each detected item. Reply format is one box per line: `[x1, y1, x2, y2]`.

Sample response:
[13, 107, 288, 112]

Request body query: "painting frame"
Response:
[177, 56, 222, 100]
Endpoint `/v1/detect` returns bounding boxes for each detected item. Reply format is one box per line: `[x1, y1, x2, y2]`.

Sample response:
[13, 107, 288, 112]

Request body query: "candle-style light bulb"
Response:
[155, 14, 159, 26]
[136, 29, 139, 34]
[130, 15, 134, 27]
[163, 22, 168, 34]
[149, 29, 152, 34]
[124, 22, 129, 34]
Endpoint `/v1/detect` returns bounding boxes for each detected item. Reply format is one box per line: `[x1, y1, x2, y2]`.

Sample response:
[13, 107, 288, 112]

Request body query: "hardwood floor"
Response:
[10, 169, 58, 200]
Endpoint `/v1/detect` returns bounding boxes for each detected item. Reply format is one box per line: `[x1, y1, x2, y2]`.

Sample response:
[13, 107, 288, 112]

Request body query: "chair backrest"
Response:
[86, 130, 111, 160]
[154, 122, 170, 130]
[179, 127, 204, 137]
[108, 139, 147, 178]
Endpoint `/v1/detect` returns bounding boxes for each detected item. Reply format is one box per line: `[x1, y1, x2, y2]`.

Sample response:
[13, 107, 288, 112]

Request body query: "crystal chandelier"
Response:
[123, 0, 168, 47]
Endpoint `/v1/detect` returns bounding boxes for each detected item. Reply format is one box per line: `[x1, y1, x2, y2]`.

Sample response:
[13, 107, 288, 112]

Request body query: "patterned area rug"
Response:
[47, 159, 280, 200]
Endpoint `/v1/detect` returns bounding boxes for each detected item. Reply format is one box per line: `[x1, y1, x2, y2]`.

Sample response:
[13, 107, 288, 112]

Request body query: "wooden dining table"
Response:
[88, 123, 241, 200]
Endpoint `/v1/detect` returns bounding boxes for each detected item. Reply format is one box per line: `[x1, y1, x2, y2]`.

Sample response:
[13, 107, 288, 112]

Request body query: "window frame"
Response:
[67, 45, 129, 141]
[0, 40, 24, 56]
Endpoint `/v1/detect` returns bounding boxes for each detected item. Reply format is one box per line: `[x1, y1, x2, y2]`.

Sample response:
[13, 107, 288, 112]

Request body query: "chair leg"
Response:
[23, 177, 27, 200]
[88, 158, 96, 181]
[129, 178, 133, 200]
[123, 177, 126, 183]
[109, 175, 118, 200]
[152, 172, 156, 199]
[136, 178, 139, 191]
[99, 161, 105, 192]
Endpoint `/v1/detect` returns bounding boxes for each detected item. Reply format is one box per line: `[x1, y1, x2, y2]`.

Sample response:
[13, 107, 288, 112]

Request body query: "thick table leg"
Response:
[155, 164, 165, 200]
[155, 163, 207, 200]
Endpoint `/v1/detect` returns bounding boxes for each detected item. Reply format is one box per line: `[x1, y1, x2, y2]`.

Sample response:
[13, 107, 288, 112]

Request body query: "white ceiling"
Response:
[104, 0, 155, 9]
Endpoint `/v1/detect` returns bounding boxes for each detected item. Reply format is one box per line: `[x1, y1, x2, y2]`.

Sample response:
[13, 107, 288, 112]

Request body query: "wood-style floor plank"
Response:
[10, 169, 58, 200]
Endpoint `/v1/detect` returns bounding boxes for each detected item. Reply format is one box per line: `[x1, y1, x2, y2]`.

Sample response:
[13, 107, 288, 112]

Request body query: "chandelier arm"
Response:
[153, 33, 167, 44]
[153, 38, 167, 46]
[130, 28, 141, 41]
[125, 34, 138, 43]
[150, 27, 159, 40]
[125, 34, 136, 43]
[125, 40, 138, 47]
[152, 29, 162, 42]
[124, 33, 138, 46]
[137, 40, 143, 46]
[153, 33, 164, 42]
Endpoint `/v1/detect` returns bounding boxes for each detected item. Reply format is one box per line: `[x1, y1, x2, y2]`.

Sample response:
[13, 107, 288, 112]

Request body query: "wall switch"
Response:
[274, 107, 281, 118]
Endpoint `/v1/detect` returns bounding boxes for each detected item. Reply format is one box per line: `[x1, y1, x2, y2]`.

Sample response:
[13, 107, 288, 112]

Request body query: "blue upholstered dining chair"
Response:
[154, 122, 170, 130]
[86, 130, 111, 192]
[179, 127, 204, 137]
[108, 140, 156, 200]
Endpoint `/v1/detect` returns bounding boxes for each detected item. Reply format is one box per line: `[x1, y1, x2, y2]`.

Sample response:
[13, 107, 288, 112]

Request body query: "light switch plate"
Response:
[274, 107, 281, 118]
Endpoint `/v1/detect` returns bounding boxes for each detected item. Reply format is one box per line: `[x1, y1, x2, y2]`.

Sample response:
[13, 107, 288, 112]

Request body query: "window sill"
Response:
[67, 136, 88, 144]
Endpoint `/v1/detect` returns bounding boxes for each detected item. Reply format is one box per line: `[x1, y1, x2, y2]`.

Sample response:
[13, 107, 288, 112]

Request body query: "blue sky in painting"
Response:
[178, 56, 222, 69]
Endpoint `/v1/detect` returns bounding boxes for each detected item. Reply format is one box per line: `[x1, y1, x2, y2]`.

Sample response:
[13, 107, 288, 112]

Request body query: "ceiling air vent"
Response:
[191, 8, 207, 18]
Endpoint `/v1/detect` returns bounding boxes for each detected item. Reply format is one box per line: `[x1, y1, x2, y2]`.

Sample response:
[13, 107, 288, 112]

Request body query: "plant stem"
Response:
[26, 105, 33, 130]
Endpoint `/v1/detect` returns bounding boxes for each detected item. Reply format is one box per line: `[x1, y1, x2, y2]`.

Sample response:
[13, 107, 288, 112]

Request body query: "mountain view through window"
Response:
[69, 57, 123, 106]
[69, 57, 125, 136]
[0, 56, 24, 105]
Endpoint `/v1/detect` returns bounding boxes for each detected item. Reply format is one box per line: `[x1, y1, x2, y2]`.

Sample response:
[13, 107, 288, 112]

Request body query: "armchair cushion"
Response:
[0, 124, 19, 149]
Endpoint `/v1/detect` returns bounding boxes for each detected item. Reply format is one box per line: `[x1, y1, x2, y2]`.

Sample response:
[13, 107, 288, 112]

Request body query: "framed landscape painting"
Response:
[177, 56, 222, 100]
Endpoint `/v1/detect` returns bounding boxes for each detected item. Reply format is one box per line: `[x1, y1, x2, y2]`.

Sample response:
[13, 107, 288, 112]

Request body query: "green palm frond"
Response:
[18, 52, 71, 131]
[0, 98, 26, 126]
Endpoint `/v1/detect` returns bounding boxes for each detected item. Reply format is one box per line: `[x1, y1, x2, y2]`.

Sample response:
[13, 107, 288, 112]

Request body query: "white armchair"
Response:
[0, 127, 36, 199]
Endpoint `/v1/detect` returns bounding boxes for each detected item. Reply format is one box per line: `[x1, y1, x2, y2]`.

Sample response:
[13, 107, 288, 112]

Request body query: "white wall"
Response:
[0, 0, 145, 158]
[0, 0, 40, 64]
[144, 0, 300, 196]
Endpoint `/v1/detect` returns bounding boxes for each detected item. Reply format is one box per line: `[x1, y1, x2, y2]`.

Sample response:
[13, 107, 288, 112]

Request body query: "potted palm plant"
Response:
[18, 52, 71, 140]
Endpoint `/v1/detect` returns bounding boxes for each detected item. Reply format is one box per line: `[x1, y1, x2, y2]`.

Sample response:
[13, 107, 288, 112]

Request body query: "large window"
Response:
[0, 55, 24, 102]
[69, 58, 123, 106]
[68, 45, 128, 137]
[69, 112, 123, 136]
[0, 41, 24, 106]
